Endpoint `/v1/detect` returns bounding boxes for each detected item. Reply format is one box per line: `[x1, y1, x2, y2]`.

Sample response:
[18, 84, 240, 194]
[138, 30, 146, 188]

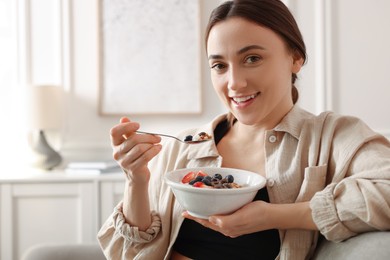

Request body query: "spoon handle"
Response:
[136, 130, 185, 143]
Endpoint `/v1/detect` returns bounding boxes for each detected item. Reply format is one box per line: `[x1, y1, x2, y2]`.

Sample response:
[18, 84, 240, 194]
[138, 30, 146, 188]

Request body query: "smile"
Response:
[231, 92, 260, 104]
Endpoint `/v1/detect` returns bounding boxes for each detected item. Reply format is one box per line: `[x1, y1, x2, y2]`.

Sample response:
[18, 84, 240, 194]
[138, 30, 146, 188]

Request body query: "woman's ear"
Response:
[291, 51, 304, 74]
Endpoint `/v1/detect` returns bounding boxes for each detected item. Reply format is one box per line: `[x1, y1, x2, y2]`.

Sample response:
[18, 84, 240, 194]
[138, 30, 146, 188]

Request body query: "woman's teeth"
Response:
[232, 93, 258, 103]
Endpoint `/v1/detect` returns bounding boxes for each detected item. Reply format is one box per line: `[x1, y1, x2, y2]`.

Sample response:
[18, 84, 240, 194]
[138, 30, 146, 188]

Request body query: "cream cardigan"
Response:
[97, 106, 390, 260]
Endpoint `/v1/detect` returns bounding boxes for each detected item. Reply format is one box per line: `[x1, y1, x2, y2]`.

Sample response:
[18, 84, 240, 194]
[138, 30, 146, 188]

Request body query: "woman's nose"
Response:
[227, 67, 247, 90]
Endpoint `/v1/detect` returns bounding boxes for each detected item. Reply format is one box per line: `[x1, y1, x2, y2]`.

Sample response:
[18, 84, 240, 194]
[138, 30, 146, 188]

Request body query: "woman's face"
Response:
[207, 17, 303, 127]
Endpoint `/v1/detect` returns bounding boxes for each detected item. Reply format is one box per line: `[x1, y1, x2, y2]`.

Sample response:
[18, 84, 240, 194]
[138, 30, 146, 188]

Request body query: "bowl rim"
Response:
[164, 167, 266, 195]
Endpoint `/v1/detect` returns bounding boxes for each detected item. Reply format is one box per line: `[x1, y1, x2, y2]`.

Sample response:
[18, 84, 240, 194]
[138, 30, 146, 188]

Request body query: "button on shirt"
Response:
[98, 106, 390, 260]
[268, 134, 277, 143]
[267, 178, 275, 187]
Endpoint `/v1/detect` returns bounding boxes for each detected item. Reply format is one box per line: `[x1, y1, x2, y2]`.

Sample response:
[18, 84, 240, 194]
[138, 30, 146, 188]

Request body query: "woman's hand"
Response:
[183, 200, 271, 238]
[182, 201, 317, 238]
[110, 117, 162, 184]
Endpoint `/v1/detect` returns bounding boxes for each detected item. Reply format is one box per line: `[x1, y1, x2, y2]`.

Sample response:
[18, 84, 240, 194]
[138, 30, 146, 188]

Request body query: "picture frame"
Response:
[98, 0, 202, 115]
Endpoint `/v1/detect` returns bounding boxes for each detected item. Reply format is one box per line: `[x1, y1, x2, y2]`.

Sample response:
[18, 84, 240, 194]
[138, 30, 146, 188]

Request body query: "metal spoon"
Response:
[135, 130, 212, 144]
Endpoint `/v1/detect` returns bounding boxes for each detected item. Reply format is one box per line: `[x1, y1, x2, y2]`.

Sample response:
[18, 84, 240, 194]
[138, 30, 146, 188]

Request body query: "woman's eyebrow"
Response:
[208, 54, 223, 60]
[237, 45, 266, 55]
[208, 45, 266, 60]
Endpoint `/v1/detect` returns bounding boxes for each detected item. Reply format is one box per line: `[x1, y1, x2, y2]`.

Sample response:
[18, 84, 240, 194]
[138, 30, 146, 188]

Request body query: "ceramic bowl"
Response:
[164, 167, 266, 219]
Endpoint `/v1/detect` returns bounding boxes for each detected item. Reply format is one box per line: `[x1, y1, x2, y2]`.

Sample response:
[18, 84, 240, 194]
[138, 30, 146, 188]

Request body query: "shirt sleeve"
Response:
[310, 136, 390, 242]
[97, 201, 161, 259]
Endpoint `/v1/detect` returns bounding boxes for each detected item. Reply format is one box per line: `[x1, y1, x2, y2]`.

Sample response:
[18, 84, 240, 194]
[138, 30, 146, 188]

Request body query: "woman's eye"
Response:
[211, 63, 226, 71]
[245, 55, 261, 64]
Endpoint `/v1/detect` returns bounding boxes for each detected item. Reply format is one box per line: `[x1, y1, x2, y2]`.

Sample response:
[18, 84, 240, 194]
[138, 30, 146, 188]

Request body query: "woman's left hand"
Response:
[182, 200, 317, 238]
[182, 200, 271, 238]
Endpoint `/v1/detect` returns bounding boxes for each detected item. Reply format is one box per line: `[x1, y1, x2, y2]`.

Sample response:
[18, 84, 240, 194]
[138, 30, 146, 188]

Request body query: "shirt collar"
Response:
[186, 107, 314, 159]
[274, 105, 315, 140]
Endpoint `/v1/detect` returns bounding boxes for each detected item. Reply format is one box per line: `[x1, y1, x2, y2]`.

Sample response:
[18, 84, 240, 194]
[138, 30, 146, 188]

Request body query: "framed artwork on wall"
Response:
[98, 0, 202, 115]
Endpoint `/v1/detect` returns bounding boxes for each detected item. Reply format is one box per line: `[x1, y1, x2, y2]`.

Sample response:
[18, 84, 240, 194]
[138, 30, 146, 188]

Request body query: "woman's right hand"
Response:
[110, 117, 162, 184]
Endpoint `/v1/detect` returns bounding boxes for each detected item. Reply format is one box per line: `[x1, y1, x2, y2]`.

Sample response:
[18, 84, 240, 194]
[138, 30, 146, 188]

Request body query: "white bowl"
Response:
[164, 167, 266, 219]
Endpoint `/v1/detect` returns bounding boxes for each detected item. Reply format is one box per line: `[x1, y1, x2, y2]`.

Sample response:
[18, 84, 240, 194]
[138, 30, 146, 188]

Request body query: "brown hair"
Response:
[205, 0, 307, 123]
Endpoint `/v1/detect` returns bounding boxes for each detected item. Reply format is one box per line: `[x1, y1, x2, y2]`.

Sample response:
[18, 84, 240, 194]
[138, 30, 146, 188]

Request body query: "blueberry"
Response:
[225, 174, 234, 183]
[189, 179, 197, 185]
[184, 135, 193, 141]
[194, 176, 204, 182]
[202, 176, 212, 186]
[189, 176, 204, 185]
[213, 173, 222, 180]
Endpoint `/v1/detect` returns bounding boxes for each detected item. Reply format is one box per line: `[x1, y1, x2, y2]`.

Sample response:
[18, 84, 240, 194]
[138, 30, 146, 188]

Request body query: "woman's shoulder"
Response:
[283, 106, 381, 142]
[300, 107, 383, 145]
[290, 106, 372, 130]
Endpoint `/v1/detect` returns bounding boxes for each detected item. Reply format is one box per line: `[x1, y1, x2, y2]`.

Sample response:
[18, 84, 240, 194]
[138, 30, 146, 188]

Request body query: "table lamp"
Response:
[27, 85, 64, 170]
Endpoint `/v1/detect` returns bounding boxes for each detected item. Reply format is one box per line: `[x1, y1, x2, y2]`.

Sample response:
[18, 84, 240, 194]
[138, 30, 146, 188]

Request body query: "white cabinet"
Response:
[0, 172, 124, 260]
[99, 180, 126, 227]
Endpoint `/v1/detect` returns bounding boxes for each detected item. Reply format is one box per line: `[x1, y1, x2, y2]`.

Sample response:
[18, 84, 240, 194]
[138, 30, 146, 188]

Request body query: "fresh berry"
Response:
[213, 173, 222, 180]
[181, 171, 207, 183]
[190, 176, 204, 184]
[202, 176, 212, 186]
[225, 175, 234, 183]
[182, 170, 241, 189]
[196, 171, 208, 177]
[193, 181, 207, 188]
[181, 171, 196, 183]
[184, 135, 193, 141]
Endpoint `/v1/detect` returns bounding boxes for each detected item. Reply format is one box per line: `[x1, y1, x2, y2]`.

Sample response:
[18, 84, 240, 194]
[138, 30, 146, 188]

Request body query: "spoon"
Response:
[135, 130, 212, 144]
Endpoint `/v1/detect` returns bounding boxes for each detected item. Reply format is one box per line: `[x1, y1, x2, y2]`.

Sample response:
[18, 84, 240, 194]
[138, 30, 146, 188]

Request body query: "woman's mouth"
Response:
[231, 92, 260, 106]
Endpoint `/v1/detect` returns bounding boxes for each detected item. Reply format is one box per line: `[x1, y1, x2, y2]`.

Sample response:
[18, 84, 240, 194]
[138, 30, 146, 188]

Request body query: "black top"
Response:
[172, 119, 280, 259]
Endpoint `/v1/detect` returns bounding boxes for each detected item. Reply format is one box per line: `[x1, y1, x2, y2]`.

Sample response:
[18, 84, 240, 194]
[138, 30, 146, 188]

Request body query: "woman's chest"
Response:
[217, 142, 266, 176]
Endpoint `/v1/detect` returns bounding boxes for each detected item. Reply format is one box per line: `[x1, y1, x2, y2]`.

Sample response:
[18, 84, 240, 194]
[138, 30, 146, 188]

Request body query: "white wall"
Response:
[14, 0, 390, 163]
[17, 0, 226, 162]
[66, 0, 226, 158]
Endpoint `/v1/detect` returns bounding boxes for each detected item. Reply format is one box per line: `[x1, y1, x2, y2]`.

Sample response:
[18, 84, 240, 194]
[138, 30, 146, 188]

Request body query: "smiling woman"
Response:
[97, 1, 390, 260]
[206, 17, 304, 127]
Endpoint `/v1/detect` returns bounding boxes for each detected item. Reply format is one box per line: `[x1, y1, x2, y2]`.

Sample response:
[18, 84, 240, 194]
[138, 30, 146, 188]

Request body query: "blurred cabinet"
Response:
[100, 180, 125, 227]
[0, 172, 124, 260]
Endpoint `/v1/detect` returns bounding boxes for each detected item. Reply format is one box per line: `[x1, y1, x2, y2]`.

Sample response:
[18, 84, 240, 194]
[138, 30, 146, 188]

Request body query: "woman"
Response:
[98, 0, 390, 259]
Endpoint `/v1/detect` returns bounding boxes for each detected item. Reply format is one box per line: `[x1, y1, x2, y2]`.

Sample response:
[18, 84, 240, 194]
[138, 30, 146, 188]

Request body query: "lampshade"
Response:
[26, 85, 64, 170]
[27, 85, 64, 130]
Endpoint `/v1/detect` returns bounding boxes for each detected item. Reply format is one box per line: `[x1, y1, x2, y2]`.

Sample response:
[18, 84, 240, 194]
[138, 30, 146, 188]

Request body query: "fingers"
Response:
[120, 117, 131, 124]
[182, 211, 241, 238]
[119, 142, 162, 170]
[110, 119, 140, 146]
[110, 117, 162, 177]
[182, 212, 216, 230]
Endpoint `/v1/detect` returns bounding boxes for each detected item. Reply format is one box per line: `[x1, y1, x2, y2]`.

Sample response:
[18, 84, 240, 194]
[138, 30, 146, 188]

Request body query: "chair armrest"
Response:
[312, 231, 390, 260]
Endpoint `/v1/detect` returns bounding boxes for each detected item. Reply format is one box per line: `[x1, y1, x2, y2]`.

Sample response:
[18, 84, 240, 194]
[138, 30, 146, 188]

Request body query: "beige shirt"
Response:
[97, 106, 390, 260]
